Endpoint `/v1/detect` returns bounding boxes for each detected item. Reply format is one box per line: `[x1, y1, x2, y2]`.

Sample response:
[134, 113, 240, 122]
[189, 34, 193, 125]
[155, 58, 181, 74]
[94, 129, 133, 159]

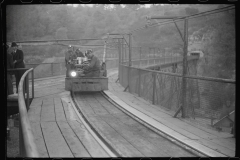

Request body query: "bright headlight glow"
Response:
[70, 71, 77, 77]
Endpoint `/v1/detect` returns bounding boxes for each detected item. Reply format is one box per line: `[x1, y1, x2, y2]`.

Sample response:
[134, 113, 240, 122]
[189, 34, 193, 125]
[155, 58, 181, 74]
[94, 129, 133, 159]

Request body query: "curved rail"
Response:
[18, 68, 39, 157]
[70, 93, 118, 157]
[72, 91, 199, 157]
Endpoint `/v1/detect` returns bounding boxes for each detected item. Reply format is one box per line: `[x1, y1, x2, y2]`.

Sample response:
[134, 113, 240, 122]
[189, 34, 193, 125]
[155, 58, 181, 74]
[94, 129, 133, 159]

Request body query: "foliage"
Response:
[185, 7, 199, 15]
[6, 4, 234, 79]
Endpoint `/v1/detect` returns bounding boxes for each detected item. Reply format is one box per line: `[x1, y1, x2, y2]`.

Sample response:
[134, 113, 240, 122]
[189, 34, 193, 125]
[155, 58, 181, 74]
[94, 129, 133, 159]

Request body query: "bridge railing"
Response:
[17, 68, 38, 157]
[119, 57, 235, 133]
[25, 62, 66, 79]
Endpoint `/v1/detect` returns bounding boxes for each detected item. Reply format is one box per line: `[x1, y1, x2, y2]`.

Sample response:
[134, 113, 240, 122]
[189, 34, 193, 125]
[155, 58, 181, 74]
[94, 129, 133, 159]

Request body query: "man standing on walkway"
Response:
[11, 42, 25, 93]
[7, 44, 14, 96]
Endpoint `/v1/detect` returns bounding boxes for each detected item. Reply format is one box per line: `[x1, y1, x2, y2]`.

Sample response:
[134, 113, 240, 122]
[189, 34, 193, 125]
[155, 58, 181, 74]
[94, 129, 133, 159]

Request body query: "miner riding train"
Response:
[64, 41, 108, 92]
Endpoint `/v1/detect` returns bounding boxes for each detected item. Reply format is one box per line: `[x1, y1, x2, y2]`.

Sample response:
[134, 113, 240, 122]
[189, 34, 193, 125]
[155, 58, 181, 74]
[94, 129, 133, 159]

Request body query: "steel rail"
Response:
[70, 92, 119, 157]
[18, 68, 39, 157]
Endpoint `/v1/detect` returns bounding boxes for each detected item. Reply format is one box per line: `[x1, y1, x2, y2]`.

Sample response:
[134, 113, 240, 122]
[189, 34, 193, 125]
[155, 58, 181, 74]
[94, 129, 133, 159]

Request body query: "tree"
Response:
[55, 27, 68, 39]
[185, 7, 199, 15]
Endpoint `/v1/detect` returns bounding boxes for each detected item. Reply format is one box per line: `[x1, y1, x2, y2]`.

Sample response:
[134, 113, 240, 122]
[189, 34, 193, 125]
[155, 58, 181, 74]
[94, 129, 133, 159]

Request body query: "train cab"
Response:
[65, 48, 108, 92]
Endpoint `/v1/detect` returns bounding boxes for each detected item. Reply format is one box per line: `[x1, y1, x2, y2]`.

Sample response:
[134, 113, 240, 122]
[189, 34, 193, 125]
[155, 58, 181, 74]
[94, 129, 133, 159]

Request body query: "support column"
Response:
[174, 18, 188, 118]
[116, 38, 122, 83]
[181, 18, 188, 118]
[124, 34, 132, 92]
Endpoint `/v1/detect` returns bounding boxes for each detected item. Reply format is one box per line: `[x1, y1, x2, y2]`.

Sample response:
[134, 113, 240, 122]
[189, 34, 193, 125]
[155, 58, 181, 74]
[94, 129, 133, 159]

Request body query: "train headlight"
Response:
[70, 71, 77, 77]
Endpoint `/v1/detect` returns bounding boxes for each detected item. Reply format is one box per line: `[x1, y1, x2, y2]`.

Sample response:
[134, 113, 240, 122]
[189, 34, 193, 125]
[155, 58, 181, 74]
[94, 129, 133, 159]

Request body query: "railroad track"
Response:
[71, 91, 202, 157]
[26, 72, 205, 157]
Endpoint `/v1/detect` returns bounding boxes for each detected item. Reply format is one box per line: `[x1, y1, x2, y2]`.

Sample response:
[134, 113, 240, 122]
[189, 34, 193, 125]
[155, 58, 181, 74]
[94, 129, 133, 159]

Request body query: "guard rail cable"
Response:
[18, 68, 39, 157]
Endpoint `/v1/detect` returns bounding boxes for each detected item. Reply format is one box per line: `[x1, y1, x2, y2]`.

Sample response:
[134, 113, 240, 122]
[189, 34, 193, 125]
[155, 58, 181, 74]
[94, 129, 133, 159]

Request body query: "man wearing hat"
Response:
[83, 49, 101, 77]
[7, 44, 14, 96]
[75, 48, 85, 58]
[65, 45, 77, 77]
[11, 42, 25, 93]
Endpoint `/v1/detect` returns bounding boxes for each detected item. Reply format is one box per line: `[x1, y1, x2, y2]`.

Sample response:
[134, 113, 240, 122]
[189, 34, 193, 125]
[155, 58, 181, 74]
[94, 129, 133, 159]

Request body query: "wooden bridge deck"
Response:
[27, 76, 109, 157]
[27, 69, 235, 157]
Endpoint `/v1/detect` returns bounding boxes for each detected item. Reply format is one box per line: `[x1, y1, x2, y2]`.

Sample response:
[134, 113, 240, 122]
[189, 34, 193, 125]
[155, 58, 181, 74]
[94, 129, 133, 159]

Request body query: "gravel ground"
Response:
[7, 121, 19, 157]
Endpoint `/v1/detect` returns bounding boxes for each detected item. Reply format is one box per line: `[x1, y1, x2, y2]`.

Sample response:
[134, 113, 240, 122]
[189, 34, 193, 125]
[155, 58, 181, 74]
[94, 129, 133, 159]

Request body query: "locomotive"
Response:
[65, 44, 108, 92]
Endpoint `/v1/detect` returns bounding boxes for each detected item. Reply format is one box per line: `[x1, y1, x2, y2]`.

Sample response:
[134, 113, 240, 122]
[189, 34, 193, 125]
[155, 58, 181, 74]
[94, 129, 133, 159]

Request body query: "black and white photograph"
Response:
[5, 3, 236, 158]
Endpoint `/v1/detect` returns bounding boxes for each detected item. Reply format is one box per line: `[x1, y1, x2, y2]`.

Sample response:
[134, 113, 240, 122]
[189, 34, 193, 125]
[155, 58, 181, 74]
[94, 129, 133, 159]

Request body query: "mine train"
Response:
[65, 51, 108, 92]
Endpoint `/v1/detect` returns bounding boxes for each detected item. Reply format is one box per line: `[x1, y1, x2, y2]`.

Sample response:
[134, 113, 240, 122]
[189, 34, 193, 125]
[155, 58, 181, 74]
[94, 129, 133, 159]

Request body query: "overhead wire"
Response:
[129, 5, 235, 34]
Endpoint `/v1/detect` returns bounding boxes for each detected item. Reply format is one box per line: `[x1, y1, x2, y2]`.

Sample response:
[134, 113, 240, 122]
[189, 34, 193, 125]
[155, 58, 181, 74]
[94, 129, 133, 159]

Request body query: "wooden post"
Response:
[163, 48, 166, 64]
[51, 63, 53, 76]
[23, 77, 26, 98]
[118, 39, 121, 82]
[154, 47, 156, 64]
[139, 47, 142, 67]
[181, 18, 188, 118]
[19, 119, 24, 156]
[152, 73, 156, 105]
[138, 68, 141, 96]
[129, 34, 132, 67]
[26, 74, 29, 110]
[148, 47, 150, 66]
[124, 43, 126, 62]
[128, 34, 132, 91]
[32, 69, 34, 99]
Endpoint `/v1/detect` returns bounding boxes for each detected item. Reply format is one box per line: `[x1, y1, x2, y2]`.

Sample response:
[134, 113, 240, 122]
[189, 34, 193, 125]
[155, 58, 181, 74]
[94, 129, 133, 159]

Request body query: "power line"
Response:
[129, 5, 235, 34]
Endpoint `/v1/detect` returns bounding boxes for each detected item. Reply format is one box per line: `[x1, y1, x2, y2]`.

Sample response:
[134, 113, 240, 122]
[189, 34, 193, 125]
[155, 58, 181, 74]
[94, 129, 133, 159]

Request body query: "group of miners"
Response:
[65, 45, 101, 77]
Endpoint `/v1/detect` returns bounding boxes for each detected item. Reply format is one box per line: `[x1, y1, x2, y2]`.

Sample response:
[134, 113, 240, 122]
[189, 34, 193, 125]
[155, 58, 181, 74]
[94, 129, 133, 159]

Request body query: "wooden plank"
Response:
[86, 115, 144, 157]
[109, 88, 232, 139]
[132, 95, 232, 138]
[30, 98, 43, 108]
[93, 93, 125, 115]
[54, 97, 67, 122]
[28, 104, 42, 123]
[61, 96, 79, 121]
[104, 90, 226, 157]
[86, 99, 110, 115]
[57, 121, 91, 157]
[209, 137, 235, 151]
[197, 138, 235, 157]
[42, 97, 54, 105]
[41, 121, 74, 157]
[110, 77, 233, 139]
[100, 114, 192, 157]
[35, 86, 65, 98]
[74, 93, 96, 116]
[30, 122, 49, 157]
[68, 120, 109, 157]
[41, 104, 55, 122]
[114, 113, 196, 157]
[109, 74, 235, 152]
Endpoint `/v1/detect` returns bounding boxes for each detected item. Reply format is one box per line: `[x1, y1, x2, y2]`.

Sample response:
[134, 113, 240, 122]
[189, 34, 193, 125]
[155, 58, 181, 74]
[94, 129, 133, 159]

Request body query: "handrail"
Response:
[120, 57, 235, 84]
[18, 68, 39, 157]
